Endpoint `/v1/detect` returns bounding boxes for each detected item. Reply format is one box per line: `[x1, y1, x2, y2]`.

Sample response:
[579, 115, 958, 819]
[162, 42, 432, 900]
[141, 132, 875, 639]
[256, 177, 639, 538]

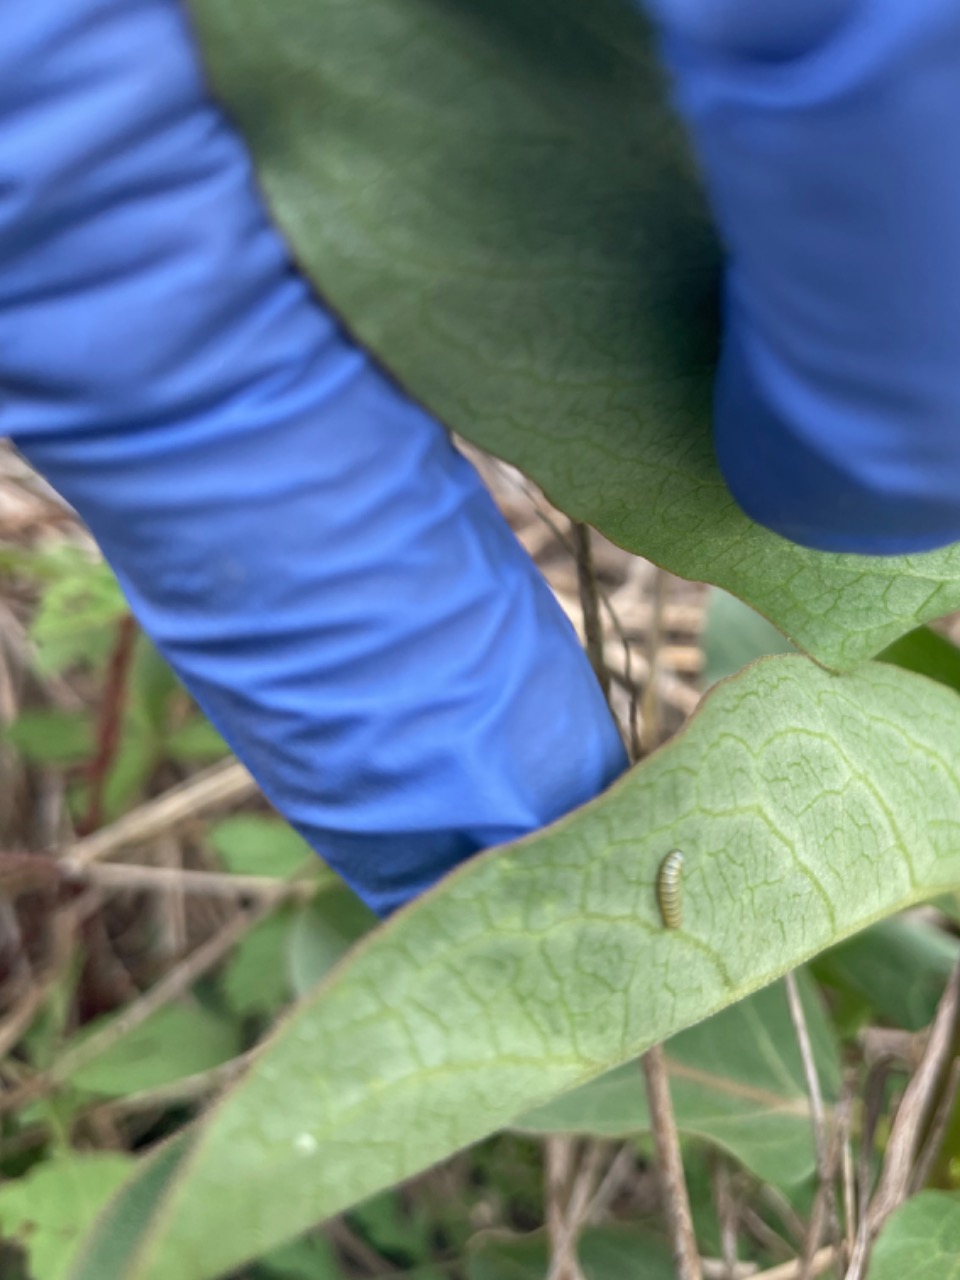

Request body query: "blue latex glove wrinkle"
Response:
[1, 0, 626, 915]
[649, 0, 960, 551]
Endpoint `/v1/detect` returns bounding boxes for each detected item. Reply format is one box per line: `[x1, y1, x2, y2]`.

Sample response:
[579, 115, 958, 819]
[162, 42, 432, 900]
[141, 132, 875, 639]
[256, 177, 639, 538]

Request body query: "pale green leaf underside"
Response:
[189, 0, 960, 668]
[80, 657, 960, 1278]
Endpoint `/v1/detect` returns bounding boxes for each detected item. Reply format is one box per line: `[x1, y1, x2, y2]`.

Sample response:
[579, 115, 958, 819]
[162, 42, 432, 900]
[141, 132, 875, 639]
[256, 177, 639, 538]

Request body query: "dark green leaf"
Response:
[29, 551, 127, 675]
[878, 628, 960, 696]
[257, 1234, 345, 1280]
[5, 710, 93, 766]
[812, 916, 960, 1032]
[189, 0, 960, 668]
[221, 911, 295, 1020]
[209, 816, 312, 880]
[66, 1004, 240, 1098]
[164, 719, 229, 765]
[127, 638, 179, 734]
[467, 1226, 675, 1280]
[287, 889, 377, 997]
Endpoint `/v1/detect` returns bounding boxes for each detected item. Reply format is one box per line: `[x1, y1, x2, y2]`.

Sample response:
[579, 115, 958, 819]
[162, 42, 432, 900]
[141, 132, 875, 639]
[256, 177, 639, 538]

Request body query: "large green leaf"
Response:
[516, 973, 840, 1187]
[188, 0, 960, 668]
[72, 657, 960, 1278]
[869, 1193, 960, 1280]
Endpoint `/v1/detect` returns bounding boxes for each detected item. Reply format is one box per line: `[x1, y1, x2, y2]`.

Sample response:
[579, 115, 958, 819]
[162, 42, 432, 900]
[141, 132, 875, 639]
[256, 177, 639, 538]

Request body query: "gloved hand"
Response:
[646, 0, 960, 553]
[1, 0, 627, 915]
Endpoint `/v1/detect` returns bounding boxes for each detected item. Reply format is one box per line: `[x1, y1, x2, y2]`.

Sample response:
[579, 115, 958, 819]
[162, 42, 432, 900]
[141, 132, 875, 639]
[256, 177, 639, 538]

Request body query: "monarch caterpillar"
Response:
[656, 850, 684, 929]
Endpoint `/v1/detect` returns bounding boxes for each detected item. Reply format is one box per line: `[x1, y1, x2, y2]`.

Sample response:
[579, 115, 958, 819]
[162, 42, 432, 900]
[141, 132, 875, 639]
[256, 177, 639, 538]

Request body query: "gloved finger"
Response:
[2, 0, 627, 914]
[647, 0, 960, 553]
[645, 0, 855, 60]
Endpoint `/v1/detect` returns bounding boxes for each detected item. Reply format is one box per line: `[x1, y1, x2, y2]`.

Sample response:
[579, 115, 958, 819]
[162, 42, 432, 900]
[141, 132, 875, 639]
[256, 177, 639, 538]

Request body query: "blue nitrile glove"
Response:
[646, 0, 960, 553]
[1, 0, 627, 916]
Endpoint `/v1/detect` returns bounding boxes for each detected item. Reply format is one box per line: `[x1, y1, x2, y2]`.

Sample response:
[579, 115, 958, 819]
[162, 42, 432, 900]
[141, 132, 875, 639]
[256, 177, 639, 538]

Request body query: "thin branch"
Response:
[641, 1045, 703, 1280]
[0, 979, 56, 1061]
[701, 1262, 757, 1280]
[66, 859, 324, 901]
[327, 1218, 395, 1276]
[0, 884, 288, 1116]
[564, 1140, 608, 1228]
[586, 1143, 636, 1223]
[545, 1137, 587, 1280]
[571, 522, 609, 703]
[752, 1248, 837, 1280]
[856, 1054, 899, 1224]
[739, 1207, 794, 1263]
[846, 963, 960, 1280]
[517, 487, 649, 749]
[0, 1057, 250, 1158]
[784, 972, 830, 1179]
[711, 1157, 740, 1280]
[806, 1085, 853, 1279]
[640, 568, 669, 754]
[909, 1054, 960, 1195]
[784, 970, 837, 1277]
[760, 1186, 807, 1251]
[868, 960, 960, 1226]
[76, 613, 137, 835]
[0, 851, 324, 902]
[83, 1056, 250, 1122]
[62, 758, 258, 869]
[545, 1141, 607, 1280]
[839, 1088, 857, 1260]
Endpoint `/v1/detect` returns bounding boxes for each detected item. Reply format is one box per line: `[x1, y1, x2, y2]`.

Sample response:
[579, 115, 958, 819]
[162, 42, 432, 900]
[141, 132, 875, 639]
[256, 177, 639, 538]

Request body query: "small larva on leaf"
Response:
[656, 850, 684, 929]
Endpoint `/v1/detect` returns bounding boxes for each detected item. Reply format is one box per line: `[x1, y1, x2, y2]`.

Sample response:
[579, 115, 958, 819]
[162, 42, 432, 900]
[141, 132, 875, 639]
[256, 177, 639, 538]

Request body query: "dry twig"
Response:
[571, 522, 609, 703]
[63, 758, 258, 869]
[868, 961, 960, 1225]
[909, 1053, 960, 1195]
[640, 569, 669, 755]
[586, 1143, 636, 1224]
[76, 613, 137, 836]
[642, 1046, 703, 1280]
[784, 970, 837, 1276]
[712, 1157, 740, 1279]
[739, 1206, 794, 1263]
[845, 962, 960, 1280]
[545, 1137, 588, 1280]
[84, 1056, 250, 1123]
[0, 884, 289, 1116]
[752, 1248, 837, 1280]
